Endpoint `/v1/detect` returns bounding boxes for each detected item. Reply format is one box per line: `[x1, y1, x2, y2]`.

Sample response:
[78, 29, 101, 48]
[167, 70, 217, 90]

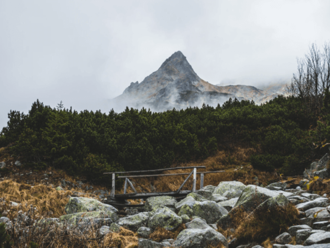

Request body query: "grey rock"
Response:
[288, 225, 312, 236]
[175, 196, 196, 210]
[65, 197, 118, 215]
[266, 182, 287, 191]
[213, 181, 246, 199]
[296, 198, 329, 211]
[201, 185, 216, 193]
[0, 162, 5, 169]
[287, 195, 310, 204]
[137, 227, 151, 238]
[251, 246, 264, 248]
[148, 207, 182, 231]
[126, 208, 139, 216]
[0, 217, 12, 229]
[186, 217, 210, 230]
[138, 238, 168, 248]
[174, 227, 228, 248]
[218, 197, 239, 211]
[234, 185, 282, 212]
[301, 193, 321, 200]
[275, 232, 292, 244]
[118, 212, 149, 232]
[187, 192, 208, 202]
[300, 217, 313, 227]
[195, 188, 213, 200]
[304, 231, 330, 245]
[145, 196, 177, 212]
[109, 222, 121, 233]
[181, 214, 190, 223]
[60, 211, 117, 225]
[296, 228, 312, 244]
[192, 200, 228, 224]
[211, 194, 228, 202]
[99, 225, 110, 236]
[14, 160, 21, 166]
[313, 221, 330, 230]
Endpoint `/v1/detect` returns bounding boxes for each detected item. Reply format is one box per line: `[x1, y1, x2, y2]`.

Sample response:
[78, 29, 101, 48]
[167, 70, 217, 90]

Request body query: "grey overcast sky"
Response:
[1, 0, 330, 128]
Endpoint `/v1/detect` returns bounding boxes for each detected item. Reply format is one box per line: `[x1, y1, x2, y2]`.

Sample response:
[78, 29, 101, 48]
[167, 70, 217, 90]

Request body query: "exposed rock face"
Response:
[112, 51, 288, 111]
[174, 218, 228, 248]
[65, 197, 118, 214]
[148, 207, 182, 231]
[118, 212, 150, 232]
[213, 181, 246, 199]
[144, 196, 177, 212]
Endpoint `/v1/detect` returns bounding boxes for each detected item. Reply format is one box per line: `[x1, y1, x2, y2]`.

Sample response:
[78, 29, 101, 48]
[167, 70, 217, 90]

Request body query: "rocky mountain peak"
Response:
[158, 51, 199, 80]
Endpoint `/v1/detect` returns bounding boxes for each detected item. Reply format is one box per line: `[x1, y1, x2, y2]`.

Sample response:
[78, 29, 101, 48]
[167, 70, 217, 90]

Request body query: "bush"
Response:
[250, 154, 285, 172]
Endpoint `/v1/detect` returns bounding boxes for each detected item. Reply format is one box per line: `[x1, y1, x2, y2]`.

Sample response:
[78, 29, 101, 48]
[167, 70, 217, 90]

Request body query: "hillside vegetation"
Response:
[1, 94, 330, 186]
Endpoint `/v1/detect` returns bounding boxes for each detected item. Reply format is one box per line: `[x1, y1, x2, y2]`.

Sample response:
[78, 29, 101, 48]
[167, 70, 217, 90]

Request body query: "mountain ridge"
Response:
[112, 51, 289, 111]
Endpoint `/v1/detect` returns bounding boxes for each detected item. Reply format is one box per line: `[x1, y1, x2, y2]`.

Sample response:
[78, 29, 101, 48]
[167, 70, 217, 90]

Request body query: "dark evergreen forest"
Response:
[1, 94, 330, 185]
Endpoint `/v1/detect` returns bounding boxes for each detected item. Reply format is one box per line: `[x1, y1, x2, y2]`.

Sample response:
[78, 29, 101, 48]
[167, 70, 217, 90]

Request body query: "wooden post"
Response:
[200, 173, 204, 189]
[176, 170, 193, 193]
[127, 179, 137, 193]
[124, 178, 128, 194]
[111, 173, 115, 198]
[192, 168, 196, 192]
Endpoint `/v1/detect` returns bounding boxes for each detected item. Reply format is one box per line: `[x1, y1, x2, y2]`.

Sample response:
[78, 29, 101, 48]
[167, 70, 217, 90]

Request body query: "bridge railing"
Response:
[103, 166, 225, 199]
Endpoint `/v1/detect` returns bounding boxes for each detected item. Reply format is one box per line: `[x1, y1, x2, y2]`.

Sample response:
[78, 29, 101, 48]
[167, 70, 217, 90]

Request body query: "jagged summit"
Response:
[112, 52, 289, 111]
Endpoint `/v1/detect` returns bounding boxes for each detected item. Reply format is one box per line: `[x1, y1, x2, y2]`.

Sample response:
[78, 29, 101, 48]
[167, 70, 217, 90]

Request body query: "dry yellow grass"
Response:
[0, 179, 92, 219]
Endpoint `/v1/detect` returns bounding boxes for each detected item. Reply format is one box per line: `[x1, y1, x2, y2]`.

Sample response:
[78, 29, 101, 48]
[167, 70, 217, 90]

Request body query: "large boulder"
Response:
[234, 185, 282, 212]
[266, 182, 287, 191]
[118, 212, 150, 232]
[145, 196, 177, 212]
[192, 200, 228, 224]
[138, 239, 171, 248]
[148, 207, 182, 231]
[218, 197, 239, 211]
[304, 231, 330, 245]
[296, 198, 329, 211]
[59, 211, 118, 225]
[175, 196, 196, 210]
[185, 217, 211, 230]
[173, 226, 228, 248]
[211, 194, 228, 203]
[195, 186, 216, 200]
[187, 192, 208, 202]
[213, 181, 246, 199]
[65, 197, 118, 214]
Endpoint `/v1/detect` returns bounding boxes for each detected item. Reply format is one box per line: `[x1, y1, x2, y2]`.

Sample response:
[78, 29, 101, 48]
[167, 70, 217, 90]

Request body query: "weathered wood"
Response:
[117, 170, 225, 179]
[103, 166, 206, 175]
[200, 173, 204, 189]
[113, 190, 192, 200]
[176, 170, 193, 193]
[192, 168, 197, 192]
[203, 170, 225, 174]
[111, 173, 115, 198]
[123, 178, 128, 194]
[127, 178, 137, 193]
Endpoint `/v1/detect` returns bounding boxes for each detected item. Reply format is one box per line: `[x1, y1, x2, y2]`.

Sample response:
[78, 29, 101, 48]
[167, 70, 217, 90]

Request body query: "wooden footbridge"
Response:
[103, 166, 224, 208]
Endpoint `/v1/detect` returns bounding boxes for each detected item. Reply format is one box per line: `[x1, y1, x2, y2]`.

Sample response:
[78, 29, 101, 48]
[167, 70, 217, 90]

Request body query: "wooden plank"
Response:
[200, 173, 204, 189]
[176, 170, 193, 193]
[117, 170, 225, 178]
[111, 173, 115, 198]
[123, 178, 128, 194]
[103, 166, 206, 174]
[127, 178, 137, 193]
[192, 168, 196, 192]
[113, 190, 192, 199]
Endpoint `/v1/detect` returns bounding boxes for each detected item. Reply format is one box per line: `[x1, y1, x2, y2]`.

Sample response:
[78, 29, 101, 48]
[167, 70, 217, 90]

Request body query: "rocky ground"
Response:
[1, 153, 330, 247]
